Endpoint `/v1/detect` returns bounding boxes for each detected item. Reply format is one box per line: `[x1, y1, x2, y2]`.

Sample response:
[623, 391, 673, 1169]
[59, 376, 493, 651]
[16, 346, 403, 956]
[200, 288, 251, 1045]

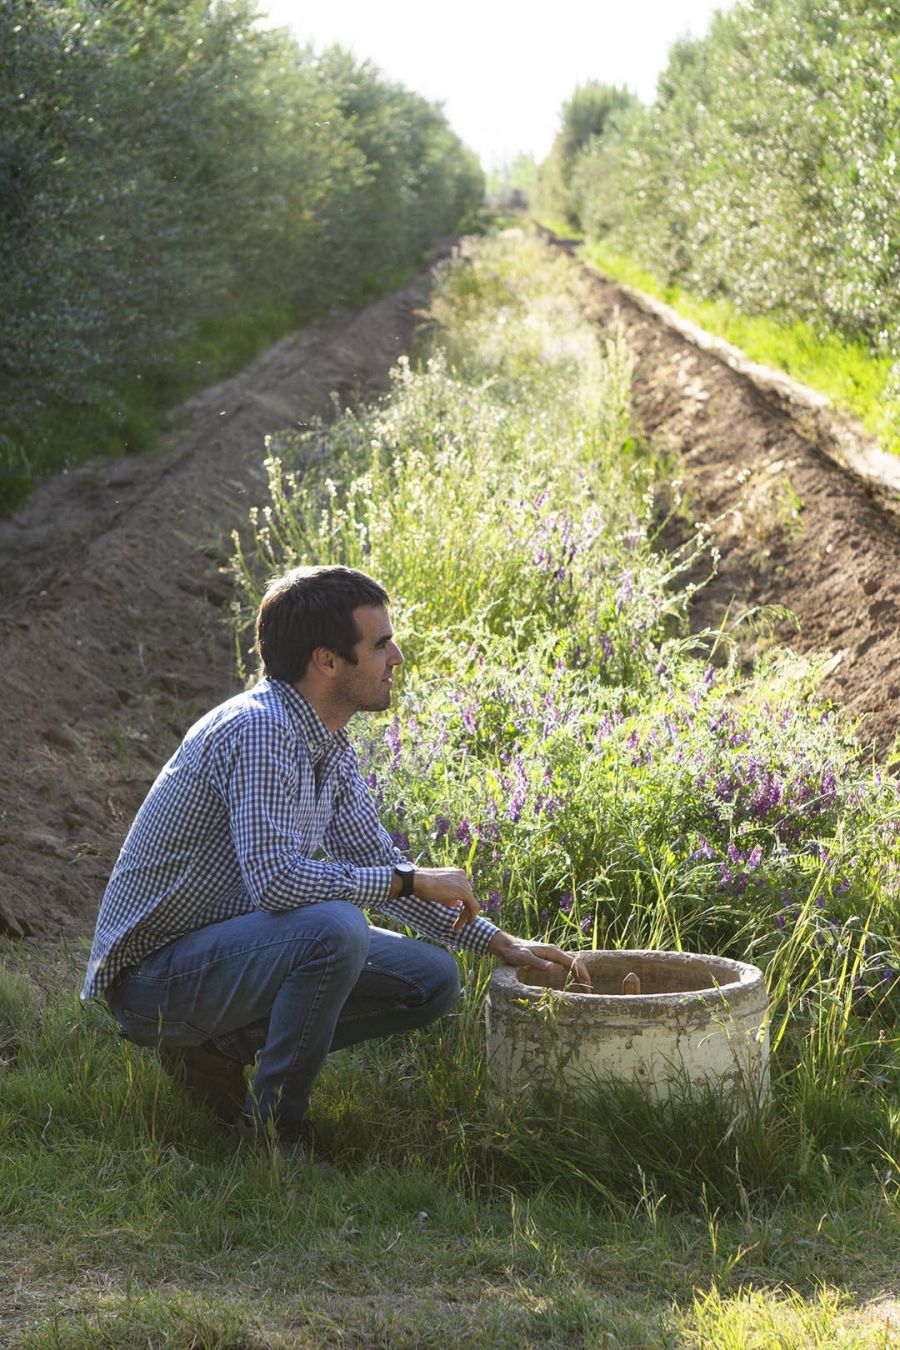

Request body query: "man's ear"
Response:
[310, 646, 340, 679]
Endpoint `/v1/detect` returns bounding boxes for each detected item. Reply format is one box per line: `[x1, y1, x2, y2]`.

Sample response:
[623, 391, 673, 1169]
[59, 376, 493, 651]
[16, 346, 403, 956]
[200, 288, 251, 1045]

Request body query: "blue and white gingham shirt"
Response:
[82, 678, 499, 999]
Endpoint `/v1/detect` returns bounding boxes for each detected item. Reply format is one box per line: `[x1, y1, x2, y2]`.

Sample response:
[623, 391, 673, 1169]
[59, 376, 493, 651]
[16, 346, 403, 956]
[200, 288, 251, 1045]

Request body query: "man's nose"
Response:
[388, 642, 403, 667]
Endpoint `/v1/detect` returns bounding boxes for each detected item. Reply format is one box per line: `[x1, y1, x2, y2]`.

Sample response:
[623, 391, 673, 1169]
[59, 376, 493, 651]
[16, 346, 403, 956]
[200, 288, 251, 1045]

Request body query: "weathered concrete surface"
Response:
[485, 950, 769, 1105]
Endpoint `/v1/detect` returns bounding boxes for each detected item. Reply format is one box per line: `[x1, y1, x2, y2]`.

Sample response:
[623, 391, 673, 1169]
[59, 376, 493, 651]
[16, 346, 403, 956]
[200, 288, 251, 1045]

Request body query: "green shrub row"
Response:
[535, 1, 900, 442]
[0, 0, 483, 510]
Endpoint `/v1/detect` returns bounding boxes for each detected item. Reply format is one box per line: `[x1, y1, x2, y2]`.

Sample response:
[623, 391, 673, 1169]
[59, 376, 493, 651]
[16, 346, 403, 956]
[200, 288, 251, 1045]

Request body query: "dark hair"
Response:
[256, 565, 389, 683]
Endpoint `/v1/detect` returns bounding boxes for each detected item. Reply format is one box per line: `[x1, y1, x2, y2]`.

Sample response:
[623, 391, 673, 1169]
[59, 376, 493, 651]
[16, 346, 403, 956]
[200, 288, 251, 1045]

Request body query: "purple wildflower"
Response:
[746, 845, 763, 872]
[433, 814, 450, 839]
[751, 775, 781, 817]
[580, 915, 593, 935]
[507, 757, 528, 823]
[455, 819, 472, 846]
[595, 714, 613, 748]
[558, 891, 574, 914]
[507, 787, 526, 823]
[385, 716, 402, 768]
[614, 570, 634, 612]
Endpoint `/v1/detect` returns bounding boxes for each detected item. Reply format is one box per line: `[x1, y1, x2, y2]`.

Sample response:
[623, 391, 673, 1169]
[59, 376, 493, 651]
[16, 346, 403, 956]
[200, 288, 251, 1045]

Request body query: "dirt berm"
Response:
[1, 238, 897, 942]
[0, 282, 427, 940]
[544, 231, 899, 762]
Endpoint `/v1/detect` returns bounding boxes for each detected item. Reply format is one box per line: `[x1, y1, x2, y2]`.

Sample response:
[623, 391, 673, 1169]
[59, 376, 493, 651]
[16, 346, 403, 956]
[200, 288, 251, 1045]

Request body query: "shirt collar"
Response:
[268, 679, 350, 763]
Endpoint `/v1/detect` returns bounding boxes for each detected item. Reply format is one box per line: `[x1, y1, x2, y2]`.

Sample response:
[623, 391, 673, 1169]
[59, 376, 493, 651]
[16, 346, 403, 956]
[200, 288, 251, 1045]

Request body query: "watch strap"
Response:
[395, 863, 415, 898]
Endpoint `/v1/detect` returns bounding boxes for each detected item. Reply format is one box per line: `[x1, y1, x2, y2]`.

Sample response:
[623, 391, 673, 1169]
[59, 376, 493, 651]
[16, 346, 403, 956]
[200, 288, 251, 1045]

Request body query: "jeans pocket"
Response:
[113, 1005, 207, 1048]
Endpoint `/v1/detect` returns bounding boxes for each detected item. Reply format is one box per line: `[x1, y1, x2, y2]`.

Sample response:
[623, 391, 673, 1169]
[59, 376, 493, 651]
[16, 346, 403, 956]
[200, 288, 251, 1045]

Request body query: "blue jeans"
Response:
[107, 902, 461, 1126]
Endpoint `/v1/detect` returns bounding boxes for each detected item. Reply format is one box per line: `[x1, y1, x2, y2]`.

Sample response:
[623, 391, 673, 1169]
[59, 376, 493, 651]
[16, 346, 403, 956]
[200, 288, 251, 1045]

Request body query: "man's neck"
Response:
[292, 680, 350, 734]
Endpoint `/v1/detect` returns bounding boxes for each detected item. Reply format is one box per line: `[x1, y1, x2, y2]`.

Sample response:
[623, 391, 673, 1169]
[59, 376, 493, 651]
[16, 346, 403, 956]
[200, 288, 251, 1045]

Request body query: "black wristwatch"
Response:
[394, 861, 415, 898]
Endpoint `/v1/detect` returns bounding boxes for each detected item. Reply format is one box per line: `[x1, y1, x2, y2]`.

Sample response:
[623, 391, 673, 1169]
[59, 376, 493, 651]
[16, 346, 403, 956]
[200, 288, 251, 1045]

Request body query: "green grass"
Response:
[1, 941, 897, 1348]
[532, 217, 900, 458]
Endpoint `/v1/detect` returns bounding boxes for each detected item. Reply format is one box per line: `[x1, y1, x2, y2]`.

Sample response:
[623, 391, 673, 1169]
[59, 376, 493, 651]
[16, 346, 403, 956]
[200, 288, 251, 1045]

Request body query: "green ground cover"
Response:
[2, 233, 897, 1347]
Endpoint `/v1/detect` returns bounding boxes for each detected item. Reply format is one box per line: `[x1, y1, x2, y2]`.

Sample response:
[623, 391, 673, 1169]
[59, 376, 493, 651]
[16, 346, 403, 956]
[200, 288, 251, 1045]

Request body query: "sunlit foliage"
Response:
[538, 0, 899, 436]
[0, 0, 482, 508]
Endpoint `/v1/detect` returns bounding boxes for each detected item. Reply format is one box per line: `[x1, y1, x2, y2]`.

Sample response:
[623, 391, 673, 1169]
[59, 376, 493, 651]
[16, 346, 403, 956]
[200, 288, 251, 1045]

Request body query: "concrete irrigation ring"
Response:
[485, 949, 770, 1105]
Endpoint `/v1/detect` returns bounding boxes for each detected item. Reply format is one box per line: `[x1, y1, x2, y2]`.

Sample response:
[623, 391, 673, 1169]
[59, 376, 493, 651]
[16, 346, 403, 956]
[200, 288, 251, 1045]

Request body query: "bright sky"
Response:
[260, 0, 736, 168]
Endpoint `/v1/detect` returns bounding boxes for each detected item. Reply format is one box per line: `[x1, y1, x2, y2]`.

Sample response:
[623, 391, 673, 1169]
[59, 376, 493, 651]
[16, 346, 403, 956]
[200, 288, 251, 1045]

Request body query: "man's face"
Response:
[334, 604, 403, 714]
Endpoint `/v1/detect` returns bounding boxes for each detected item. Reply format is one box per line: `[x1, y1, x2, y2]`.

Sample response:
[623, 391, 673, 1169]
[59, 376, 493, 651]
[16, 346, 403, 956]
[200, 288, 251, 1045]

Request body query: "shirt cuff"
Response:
[450, 914, 500, 956]
[352, 864, 395, 908]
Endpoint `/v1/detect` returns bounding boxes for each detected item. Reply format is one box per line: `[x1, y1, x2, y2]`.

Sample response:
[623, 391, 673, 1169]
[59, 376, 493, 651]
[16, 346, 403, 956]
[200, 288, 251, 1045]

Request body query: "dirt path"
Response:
[553, 238, 900, 760]
[0, 282, 427, 939]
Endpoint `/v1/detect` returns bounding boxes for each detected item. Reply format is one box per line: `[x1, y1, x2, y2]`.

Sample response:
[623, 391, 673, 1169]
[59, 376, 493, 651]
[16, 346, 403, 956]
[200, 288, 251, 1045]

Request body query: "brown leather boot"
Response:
[158, 1042, 247, 1123]
[232, 1114, 318, 1156]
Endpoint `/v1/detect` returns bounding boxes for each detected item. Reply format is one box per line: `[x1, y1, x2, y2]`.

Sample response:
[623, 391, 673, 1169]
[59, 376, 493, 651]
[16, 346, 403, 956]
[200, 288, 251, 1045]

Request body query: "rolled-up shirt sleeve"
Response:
[219, 716, 393, 910]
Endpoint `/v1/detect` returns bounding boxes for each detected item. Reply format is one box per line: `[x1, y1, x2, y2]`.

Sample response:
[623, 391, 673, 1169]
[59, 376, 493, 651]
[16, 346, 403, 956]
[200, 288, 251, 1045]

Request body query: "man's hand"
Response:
[487, 931, 592, 991]
[397, 867, 480, 932]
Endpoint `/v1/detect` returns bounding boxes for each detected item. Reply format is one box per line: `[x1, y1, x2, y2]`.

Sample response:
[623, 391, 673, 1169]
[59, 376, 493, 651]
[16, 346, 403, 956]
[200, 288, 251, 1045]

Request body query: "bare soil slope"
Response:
[569, 251, 900, 759]
[0, 282, 427, 940]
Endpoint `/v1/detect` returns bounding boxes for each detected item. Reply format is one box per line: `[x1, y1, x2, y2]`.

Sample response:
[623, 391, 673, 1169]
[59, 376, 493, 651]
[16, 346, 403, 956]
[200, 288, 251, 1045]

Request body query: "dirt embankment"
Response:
[558, 240, 899, 758]
[0, 283, 427, 940]
[1, 236, 898, 944]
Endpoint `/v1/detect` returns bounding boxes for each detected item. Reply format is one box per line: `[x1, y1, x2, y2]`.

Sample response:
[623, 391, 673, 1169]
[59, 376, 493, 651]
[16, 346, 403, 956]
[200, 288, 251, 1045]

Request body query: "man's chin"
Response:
[359, 692, 393, 713]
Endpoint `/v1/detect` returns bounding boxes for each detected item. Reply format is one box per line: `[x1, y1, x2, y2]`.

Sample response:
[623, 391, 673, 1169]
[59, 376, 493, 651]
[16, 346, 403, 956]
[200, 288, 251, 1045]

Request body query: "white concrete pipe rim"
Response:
[492, 948, 766, 1009]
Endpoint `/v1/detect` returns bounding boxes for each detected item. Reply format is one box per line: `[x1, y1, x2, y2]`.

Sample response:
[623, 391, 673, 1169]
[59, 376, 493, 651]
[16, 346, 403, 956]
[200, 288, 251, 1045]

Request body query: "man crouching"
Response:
[83, 565, 588, 1147]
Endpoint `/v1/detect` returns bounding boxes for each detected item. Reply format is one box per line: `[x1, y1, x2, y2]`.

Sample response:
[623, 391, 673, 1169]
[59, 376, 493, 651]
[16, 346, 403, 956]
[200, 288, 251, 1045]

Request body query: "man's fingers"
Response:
[451, 892, 479, 930]
[534, 945, 593, 989]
